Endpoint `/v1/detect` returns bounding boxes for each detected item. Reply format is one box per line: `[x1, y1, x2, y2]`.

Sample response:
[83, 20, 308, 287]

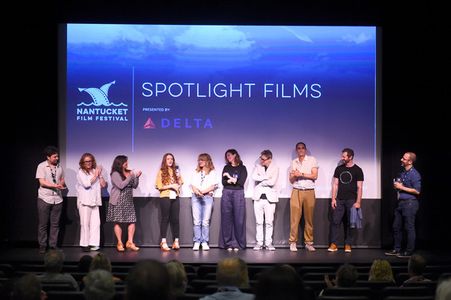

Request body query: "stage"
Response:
[1, 246, 450, 267]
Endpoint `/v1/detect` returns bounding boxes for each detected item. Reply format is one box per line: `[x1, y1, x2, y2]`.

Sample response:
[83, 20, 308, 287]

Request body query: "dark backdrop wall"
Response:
[6, 1, 448, 250]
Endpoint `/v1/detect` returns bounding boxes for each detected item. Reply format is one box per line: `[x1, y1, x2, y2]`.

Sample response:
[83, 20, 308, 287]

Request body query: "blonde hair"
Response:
[369, 259, 395, 282]
[196, 153, 215, 175]
[216, 257, 249, 288]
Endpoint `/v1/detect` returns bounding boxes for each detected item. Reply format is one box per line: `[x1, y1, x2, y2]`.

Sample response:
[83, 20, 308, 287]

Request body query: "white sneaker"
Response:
[193, 242, 200, 251]
[290, 243, 298, 252]
[266, 244, 276, 251]
[253, 244, 263, 251]
[90, 246, 100, 251]
[233, 248, 239, 251]
[305, 243, 316, 252]
[201, 242, 210, 250]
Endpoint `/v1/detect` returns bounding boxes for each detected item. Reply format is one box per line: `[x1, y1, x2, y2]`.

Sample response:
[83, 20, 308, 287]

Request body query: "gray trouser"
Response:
[37, 198, 63, 248]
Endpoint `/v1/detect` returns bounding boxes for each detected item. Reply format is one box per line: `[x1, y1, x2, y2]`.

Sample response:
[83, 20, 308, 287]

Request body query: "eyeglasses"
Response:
[260, 156, 270, 161]
[83, 160, 93, 164]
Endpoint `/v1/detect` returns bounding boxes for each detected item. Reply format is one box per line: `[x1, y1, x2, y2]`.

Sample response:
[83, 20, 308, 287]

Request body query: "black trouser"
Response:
[37, 198, 63, 248]
[158, 197, 180, 240]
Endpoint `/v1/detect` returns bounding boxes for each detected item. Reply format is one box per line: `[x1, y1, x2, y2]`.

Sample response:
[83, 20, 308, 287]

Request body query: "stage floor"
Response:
[1, 246, 450, 266]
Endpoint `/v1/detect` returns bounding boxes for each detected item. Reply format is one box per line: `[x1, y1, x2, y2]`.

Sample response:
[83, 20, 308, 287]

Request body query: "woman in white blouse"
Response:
[190, 153, 218, 250]
[76, 153, 106, 251]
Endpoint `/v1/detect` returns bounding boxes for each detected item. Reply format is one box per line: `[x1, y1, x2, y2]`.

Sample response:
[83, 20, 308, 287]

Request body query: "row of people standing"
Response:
[35, 144, 421, 255]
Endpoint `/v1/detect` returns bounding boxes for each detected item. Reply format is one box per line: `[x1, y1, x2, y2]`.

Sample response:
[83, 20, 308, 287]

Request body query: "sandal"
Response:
[117, 242, 125, 252]
[172, 240, 180, 250]
[126, 241, 140, 251]
[160, 241, 171, 251]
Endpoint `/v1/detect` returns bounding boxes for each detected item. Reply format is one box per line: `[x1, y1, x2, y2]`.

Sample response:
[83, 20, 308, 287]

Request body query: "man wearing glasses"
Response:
[289, 142, 319, 252]
[35, 145, 66, 254]
[251, 150, 279, 251]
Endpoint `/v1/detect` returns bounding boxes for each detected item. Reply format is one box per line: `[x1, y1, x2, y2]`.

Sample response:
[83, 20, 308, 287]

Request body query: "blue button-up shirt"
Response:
[398, 167, 421, 200]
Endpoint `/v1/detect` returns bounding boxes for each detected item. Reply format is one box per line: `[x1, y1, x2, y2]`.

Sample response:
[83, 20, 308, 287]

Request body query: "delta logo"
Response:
[144, 116, 213, 129]
[76, 81, 129, 122]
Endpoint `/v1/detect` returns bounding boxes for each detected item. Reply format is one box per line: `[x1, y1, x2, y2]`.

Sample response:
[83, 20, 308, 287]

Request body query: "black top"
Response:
[333, 164, 364, 200]
[222, 164, 247, 190]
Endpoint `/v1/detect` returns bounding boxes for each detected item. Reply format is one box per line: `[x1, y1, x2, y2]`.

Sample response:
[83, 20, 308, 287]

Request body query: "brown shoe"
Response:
[172, 240, 180, 250]
[117, 242, 125, 252]
[328, 243, 338, 252]
[160, 241, 171, 251]
[345, 244, 352, 253]
[126, 241, 140, 251]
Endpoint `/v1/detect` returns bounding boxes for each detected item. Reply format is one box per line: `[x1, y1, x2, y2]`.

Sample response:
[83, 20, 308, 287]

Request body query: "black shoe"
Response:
[397, 251, 413, 258]
[82, 246, 90, 252]
[39, 247, 46, 254]
[384, 249, 400, 256]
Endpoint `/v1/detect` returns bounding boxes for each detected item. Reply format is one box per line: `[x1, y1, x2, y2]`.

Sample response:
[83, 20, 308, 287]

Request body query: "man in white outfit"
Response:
[252, 149, 279, 251]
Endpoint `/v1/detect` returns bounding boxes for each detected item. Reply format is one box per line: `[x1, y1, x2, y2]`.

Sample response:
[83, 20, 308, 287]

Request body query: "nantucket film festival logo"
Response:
[76, 81, 128, 122]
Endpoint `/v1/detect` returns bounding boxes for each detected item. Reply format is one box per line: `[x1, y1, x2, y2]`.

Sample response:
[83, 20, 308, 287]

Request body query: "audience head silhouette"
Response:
[408, 254, 427, 276]
[126, 259, 170, 300]
[11, 274, 46, 300]
[255, 264, 305, 300]
[83, 269, 115, 300]
[369, 259, 395, 282]
[336, 264, 358, 287]
[90, 252, 113, 273]
[216, 257, 249, 288]
[44, 249, 64, 273]
[166, 259, 188, 298]
[78, 255, 93, 273]
[435, 277, 451, 300]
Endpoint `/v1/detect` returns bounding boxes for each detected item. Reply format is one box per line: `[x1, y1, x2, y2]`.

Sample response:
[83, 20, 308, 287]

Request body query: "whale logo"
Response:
[77, 81, 127, 107]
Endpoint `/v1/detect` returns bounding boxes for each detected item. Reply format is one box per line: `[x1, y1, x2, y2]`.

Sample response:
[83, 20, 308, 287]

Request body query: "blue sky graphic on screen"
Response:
[63, 24, 380, 198]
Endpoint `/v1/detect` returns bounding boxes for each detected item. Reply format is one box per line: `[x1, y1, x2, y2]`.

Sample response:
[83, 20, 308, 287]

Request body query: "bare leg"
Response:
[114, 224, 122, 244]
[127, 223, 135, 243]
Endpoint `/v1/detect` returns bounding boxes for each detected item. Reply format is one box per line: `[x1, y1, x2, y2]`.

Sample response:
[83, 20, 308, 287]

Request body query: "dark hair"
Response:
[224, 149, 242, 165]
[44, 249, 65, 273]
[11, 274, 42, 300]
[111, 155, 128, 179]
[43, 145, 59, 158]
[126, 259, 170, 300]
[79, 255, 93, 273]
[342, 148, 355, 159]
[295, 142, 306, 149]
[336, 264, 358, 287]
[255, 264, 305, 300]
[408, 254, 427, 276]
[261, 149, 273, 159]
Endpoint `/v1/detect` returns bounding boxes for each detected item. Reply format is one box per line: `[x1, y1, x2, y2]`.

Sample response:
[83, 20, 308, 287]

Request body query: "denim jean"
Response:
[330, 199, 355, 245]
[191, 195, 213, 243]
[393, 199, 419, 252]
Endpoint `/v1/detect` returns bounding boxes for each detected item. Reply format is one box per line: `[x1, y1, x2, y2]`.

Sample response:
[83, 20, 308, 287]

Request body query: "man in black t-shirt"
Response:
[328, 148, 364, 253]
